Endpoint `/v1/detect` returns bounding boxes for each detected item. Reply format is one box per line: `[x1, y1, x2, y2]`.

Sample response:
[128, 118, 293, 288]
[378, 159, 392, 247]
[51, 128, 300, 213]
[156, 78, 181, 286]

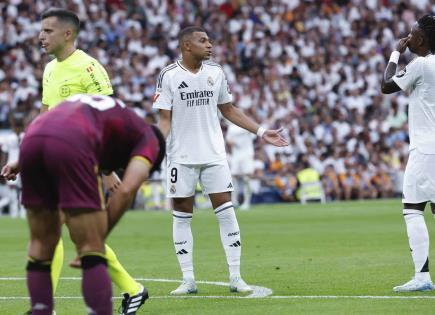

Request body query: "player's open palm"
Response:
[262, 128, 288, 147]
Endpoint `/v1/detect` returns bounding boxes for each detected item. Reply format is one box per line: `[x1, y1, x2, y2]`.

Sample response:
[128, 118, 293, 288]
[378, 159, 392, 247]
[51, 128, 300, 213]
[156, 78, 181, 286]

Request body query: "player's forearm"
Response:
[219, 104, 259, 135]
[105, 159, 151, 235]
[105, 187, 136, 234]
[381, 62, 398, 93]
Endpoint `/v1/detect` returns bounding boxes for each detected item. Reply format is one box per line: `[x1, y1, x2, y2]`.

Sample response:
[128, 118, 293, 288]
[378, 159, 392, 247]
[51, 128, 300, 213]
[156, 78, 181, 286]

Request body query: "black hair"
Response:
[149, 124, 166, 176]
[417, 14, 435, 53]
[178, 26, 207, 43]
[41, 8, 80, 35]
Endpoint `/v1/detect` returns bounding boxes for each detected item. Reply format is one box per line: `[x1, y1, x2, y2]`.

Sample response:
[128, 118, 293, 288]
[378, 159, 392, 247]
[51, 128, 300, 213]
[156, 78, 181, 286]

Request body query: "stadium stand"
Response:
[0, 0, 433, 211]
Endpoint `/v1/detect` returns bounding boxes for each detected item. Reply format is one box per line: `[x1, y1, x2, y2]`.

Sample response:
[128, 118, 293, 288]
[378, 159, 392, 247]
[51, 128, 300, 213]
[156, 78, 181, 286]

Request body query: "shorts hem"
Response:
[59, 204, 103, 211]
[204, 189, 234, 195]
[166, 193, 195, 198]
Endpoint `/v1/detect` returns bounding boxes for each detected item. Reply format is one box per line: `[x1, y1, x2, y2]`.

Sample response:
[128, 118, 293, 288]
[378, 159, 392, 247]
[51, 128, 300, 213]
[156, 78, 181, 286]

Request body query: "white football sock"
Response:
[173, 210, 194, 280]
[215, 202, 241, 278]
[403, 209, 430, 281]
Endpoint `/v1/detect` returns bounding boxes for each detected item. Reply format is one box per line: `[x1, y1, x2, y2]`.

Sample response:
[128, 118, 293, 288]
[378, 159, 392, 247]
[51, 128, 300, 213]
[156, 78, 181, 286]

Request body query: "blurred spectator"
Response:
[1, 0, 434, 204]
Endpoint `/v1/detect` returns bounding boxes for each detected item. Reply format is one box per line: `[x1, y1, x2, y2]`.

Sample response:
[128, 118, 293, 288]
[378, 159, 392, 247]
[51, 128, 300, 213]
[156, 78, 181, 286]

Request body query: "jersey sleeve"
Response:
[152, 69, 173, 110]
[218, 69, 233, 105]
[82, 60, 113, 96]
[130, 126, 160, 166]
[392, 57, 423, 92]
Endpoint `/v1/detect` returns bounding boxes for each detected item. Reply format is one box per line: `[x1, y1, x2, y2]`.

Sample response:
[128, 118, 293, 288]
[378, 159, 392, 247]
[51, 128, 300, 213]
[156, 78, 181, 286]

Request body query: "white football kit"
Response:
[226, 123, 255, 176]
[153, 60, 234, 197]
[393, 54, 435, 203]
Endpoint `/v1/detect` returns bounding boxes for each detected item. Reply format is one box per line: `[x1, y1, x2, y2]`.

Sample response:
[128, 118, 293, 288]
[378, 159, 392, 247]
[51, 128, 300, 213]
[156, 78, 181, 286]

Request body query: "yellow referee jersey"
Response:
[42, 49, 113, 109]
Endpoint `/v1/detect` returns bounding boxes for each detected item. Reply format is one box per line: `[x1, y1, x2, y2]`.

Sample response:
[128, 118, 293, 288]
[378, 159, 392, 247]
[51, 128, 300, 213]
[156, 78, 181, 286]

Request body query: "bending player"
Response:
[2, 94, 165, 314]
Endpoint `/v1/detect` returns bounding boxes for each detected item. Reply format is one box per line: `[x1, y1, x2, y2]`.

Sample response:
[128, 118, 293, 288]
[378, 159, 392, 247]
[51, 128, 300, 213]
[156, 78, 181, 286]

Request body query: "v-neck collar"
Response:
[177, 60, 203, 74]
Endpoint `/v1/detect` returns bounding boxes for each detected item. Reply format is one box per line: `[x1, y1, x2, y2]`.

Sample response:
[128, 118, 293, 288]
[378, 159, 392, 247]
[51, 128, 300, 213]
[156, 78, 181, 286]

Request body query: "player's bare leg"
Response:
[26, 208, 61, 315]
[170, 196, 197, 295]
[209, 192, 252, 293]
[63, 208, 112, 314]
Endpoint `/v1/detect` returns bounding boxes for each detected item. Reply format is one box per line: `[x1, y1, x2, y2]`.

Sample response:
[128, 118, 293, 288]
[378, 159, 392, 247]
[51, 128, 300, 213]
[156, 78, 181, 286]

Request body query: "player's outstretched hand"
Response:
[262, 128, 289, 147]
[1, 161, 19, 181]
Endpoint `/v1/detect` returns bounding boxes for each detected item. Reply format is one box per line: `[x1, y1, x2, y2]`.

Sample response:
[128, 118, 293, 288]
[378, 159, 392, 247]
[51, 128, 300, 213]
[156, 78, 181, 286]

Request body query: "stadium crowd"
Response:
[0, 0, 434, 207]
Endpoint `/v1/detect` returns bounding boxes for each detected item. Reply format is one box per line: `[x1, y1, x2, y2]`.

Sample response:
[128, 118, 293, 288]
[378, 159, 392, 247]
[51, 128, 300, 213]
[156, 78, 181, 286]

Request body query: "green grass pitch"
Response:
[1, 199, 435, 314]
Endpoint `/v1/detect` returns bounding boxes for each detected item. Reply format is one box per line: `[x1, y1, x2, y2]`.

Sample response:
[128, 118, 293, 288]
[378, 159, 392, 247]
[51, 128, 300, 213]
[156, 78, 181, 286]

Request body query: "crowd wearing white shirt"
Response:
[0, 0, 434, 203]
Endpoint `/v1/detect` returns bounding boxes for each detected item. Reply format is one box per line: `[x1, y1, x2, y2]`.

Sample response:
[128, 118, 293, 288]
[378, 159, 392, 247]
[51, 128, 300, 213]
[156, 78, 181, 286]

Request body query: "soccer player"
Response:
[37, 8, 147, 314]
[1, 94, 165, 315]
[226, 123, 256, 210]
[381, 14, 435, 292]
[153, 26, 288, 295]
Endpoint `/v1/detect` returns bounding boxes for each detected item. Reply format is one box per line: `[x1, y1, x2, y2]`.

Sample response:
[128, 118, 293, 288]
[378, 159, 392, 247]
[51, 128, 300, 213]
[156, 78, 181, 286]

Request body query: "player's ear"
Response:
[182, 40, 191, 52]
[64, 28, 73, 41]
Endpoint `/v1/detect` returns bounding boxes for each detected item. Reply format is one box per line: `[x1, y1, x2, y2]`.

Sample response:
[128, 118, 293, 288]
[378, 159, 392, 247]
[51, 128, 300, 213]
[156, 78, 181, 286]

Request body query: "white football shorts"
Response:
[402, 149, 435, 204]
[166, 159, 234, 198]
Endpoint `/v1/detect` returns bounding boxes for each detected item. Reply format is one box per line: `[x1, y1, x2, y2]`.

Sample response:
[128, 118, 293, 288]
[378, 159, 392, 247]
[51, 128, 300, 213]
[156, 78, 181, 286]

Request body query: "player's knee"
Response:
[76, 240, 105, 256]
[172, 197, 194, 212]
[28, 237, 58, 261]
[403, 202, 426, 211]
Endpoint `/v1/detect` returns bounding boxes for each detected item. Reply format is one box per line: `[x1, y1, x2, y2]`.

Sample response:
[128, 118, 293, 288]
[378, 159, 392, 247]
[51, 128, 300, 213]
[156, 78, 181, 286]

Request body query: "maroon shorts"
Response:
[20, 136, 104, 211]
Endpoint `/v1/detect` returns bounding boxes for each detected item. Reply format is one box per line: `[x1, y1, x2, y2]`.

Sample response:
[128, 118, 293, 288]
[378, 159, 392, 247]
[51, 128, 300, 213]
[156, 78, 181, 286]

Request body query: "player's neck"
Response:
[56, 45, 77, 62]
[180, 57, 203, 73]
[415, 45, 431, 57]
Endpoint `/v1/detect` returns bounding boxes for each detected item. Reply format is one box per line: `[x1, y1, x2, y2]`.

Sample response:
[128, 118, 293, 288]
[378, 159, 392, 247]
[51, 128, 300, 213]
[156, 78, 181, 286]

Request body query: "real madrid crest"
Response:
[170, 185, 176, 194]
[207, 76, 214, 87]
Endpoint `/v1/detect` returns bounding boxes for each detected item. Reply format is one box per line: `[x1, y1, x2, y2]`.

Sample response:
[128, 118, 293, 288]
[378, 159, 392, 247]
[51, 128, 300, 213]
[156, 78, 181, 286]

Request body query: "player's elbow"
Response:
[381, 80, 399, 94]
[381, 82, 390, 94]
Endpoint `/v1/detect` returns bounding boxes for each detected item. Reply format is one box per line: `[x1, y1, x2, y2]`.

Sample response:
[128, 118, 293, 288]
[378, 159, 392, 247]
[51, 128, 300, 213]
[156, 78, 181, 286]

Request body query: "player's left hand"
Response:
[262, 128, 289, 147]
[1, 162, 19, 181]
[103, 172, 122, 194]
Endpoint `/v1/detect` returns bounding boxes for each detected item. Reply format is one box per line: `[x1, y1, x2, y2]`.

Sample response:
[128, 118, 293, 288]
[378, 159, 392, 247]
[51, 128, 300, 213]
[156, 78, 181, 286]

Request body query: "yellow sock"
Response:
[51, 239, 64, 294]
[105, 244, 141, 295]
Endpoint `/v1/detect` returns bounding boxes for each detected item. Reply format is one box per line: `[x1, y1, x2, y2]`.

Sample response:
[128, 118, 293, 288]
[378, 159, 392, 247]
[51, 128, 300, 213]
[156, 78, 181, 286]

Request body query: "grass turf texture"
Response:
[1, 199, 435, 314]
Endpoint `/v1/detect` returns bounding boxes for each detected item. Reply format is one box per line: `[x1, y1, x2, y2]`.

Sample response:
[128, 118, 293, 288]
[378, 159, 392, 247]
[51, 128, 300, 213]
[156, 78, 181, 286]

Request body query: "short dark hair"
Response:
[178, 26, 207, 43]
[417, 14, 435, 53]
[41, 8, 80, 35]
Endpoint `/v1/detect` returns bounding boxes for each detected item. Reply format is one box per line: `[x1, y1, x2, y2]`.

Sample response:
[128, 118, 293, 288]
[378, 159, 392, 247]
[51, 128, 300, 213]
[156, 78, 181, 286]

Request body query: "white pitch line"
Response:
[0, 277, 273, 298]
[1, 296, 435, 300]
[4, 277, 435, 299]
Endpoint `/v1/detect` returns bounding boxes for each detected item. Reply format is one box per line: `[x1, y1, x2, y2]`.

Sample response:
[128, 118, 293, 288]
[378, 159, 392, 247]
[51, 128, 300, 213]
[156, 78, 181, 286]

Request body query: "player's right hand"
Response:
[396, 36, 410, 53]
[262, 128, 289, 147]
[1, 162, 19, 181]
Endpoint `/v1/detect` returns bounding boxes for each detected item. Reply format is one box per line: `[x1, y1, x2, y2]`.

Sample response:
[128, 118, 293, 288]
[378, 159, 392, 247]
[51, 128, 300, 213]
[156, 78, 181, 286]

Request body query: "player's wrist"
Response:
[389, 51, 400, 64]
[256, 126, 266, 138]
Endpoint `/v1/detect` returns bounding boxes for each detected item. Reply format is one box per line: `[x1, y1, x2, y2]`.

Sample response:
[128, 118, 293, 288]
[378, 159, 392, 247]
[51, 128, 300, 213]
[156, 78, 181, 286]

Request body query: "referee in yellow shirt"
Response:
[31, 8, 147, 315]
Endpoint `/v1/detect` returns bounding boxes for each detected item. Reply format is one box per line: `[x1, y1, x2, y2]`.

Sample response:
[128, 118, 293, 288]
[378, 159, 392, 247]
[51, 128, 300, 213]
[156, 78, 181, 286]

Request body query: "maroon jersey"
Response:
[24, 95, 160, 173]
